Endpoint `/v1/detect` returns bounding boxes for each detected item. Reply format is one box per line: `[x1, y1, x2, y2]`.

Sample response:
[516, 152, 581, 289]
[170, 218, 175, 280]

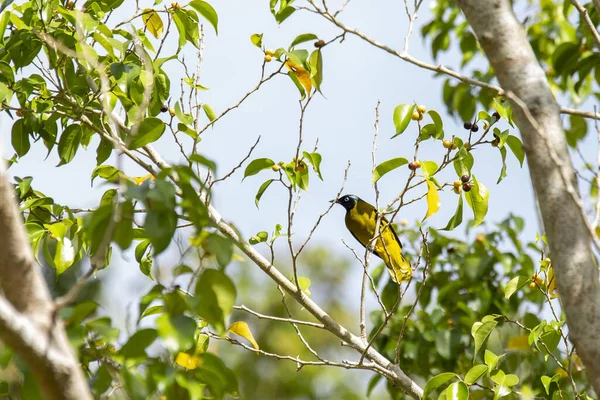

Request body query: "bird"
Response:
[332, 194, 412, 283]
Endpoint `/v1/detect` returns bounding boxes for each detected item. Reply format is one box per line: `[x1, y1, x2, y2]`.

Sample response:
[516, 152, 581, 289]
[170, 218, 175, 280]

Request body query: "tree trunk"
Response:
[458, 0, 600, 393]
[0, 155, 92, 399]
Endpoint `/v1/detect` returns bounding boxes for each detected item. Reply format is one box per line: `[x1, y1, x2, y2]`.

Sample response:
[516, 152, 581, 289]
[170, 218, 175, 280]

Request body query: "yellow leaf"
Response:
[227, 321, 259, 350]
[554, 366, 568, 379]
[142, 9, 164, 38]
[506, 335, 530, 351]
[175, 352, 200, 369]
[423, 179, 440, 220]
[547, 265, 559, 298]
[285, 60, 312, 94]
[131, 174, 155, 185]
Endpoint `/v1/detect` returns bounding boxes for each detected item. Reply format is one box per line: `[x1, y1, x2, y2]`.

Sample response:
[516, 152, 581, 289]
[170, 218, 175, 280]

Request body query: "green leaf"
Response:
[114, 200, 134, 250]
[255, 179, 275, 208]
[472, 319, 498, 359]
[464, 364, 488, 385]
[189, 154, 217, 172]
[484, 349, 503, 372]
[541, 374, 561, 395]
[142, 9, 164, 38]
[441, 194, 463, 231]
[244, 158, 275, 179]
[497, 146, 508, 184]
[365, 375, 382, 398]
[492, 370, 519, 399]
[373, 157, 408, 183]
[144, 208, 177, 255]
[250, 33, 263, 48]
[464, 176, 489, 227]
[289, 33, 318, 49]
[453, 151, 473, 177]
[423, 373, 457, 399]
[249, 231, 268, 245]
[505, 135, 525, 167]
[194, 269, 236, 334]
[427, 110, 444, 139]
[504, 276, 529, 299]
[157, 314, 196, 352]
[205, 233, 233, 269]
[494, 128, 509, 149]
[309, 49, 323, 94]
[202, 103, 217, 123]
[11, 119, 30, 157]
[57, 125, 82, 166]
[190, 0, 219, 34]
[392, 104, 415, 137]
[302, 151, 323, 180]
[120, 328, 158, 358]
[128, 117, 166, 149]
[421, 160, 438, 178]
[447, 381, 468, 400]
[91, 165, 121, 186]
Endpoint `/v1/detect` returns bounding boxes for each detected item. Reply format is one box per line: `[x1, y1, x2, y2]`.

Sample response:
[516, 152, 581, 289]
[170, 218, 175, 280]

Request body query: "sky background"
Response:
[3, 0, 596, 395]
[1, 0, 540, 336]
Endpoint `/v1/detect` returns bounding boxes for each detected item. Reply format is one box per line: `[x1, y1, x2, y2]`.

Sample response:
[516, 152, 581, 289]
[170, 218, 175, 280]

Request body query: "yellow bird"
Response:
[332, 194, 412, 283]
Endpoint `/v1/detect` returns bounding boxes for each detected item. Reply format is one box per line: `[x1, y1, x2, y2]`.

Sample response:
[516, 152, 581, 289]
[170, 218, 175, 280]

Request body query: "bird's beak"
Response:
[329, 199, 337, 204]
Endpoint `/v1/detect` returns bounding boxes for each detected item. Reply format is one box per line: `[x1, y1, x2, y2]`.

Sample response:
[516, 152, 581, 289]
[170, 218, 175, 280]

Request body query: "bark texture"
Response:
[0, 157, 92, 399]
[458, 0, 600, 393]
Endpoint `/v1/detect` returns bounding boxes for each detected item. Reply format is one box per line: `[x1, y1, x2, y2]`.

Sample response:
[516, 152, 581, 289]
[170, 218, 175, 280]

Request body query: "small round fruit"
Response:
[492, 139, 499, 147]
[67, 1, 75, 9]
[461, 175, 470, 183]
[169, 109, 176, 117]
[532, 273, 544, 286]
[471, 124, 479, 132]
[160, 104, 169, 113]
[453, 185, 462, 194]
[15, 108, 23, 117]
[493, 111, 500, 120]
[416, 105, 426, 114]
[462, 182, 472, 192]
[464, 142, 472, 151]
[529, 281, 537, 289]
[314, 39, 325, 48]
[463, 121, 472, 130]
[411, 111, 420, 121]
[265, 49, 275, 56]
[408, 161, 420, 170]
[442, 139, 452, 149]
[171, 2, 181, 10]
[451, 142, 458, 150]
[417, 113, 424, 121]
[264, 55, 272, 62]
[475, 234, 485, 244]
[400, 219, 408, 227]
[453, 180, 462, 188]
[483, 121, 490, 130]
[447, 319, 455, 327]
[272, 165, 281, 172]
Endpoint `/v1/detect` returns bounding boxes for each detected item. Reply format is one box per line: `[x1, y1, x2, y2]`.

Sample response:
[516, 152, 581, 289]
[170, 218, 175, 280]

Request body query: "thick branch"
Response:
[458, 0, 600, 393]
[0, 158, 92, 399]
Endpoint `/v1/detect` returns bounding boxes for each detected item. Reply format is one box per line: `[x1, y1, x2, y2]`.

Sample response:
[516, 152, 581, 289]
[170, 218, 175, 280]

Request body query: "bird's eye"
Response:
[343, 196, 349, 202]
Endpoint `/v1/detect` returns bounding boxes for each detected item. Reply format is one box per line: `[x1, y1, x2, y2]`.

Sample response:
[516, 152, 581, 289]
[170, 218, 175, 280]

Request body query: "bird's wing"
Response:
[382, 215, 403, 250]
[348, 230, 383, 260]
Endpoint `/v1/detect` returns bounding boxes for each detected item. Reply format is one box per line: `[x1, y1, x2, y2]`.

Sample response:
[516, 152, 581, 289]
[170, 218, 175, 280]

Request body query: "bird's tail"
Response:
[387, 254, 412, 283]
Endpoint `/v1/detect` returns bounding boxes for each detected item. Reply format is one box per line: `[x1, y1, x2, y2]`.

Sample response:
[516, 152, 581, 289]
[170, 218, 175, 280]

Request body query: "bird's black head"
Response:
[331, 194, 359, 211]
